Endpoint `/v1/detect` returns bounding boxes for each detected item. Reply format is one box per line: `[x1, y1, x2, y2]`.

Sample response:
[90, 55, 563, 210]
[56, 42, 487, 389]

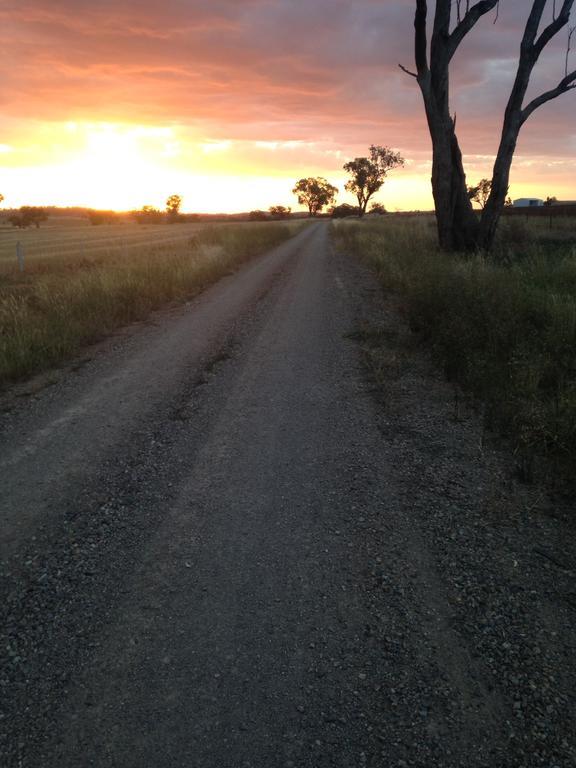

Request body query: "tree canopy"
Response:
[467, 178, 492, 209]
[269, 205, 292, 219]
[8, 206, 48, 229]
[249, 210, 268, 221]
[343, 146, 404, 217]
[330, 203, 361, 219]
[292, 177, 338, 216]
[132, 205, 164, 224]
[370, 202, 387, 215]
[166, 194, 182, 222]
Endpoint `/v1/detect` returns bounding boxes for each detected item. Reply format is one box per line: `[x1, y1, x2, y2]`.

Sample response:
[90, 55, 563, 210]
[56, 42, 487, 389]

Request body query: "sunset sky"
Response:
[1, 1, 575, 213]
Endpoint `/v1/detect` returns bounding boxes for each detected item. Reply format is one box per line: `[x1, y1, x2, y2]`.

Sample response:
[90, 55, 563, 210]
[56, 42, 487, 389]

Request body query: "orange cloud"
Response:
[1, 1, 575, 211]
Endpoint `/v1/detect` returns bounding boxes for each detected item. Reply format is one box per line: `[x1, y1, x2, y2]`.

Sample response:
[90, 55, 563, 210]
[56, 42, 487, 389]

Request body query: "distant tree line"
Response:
[8, 206, 48, 229]
[1, 141, 409, 229]
[131, 195, 184, 225]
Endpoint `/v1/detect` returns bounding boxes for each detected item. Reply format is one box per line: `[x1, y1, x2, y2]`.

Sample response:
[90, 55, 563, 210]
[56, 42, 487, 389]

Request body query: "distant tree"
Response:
[0, 194, 4, 206]
[343, 146, 404, 217]
[132, 205, 164, 224]
[8, 206, 48, 229]
[292, 177, 338, 217]
[7, 213, 24, 228]
[467, 178, 492, 210]
[249, 210, 268, 221]
[544, 195, 559, 229]
[269, 205, 292, 219]
[330, 203, 361, 218]
[88, 210, 121, 225]
[370, 202, 387, 215]
[166, 194, 182, 223]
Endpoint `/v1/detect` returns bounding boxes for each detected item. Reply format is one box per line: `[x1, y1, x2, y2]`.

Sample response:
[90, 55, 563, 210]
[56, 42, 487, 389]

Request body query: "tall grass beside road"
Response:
[0, 222, 302, 386]
[335, 215, 576, 475]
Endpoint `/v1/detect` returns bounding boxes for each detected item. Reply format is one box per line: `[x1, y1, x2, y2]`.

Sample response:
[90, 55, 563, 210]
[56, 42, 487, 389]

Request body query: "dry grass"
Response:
[0, 219, 303, 386]
[334, 214, 576, 476]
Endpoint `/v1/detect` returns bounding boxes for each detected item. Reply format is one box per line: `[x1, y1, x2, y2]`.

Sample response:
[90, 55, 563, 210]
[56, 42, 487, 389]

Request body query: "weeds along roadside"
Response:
[334, 215, 576, 479]
[0, 222, 305, 386]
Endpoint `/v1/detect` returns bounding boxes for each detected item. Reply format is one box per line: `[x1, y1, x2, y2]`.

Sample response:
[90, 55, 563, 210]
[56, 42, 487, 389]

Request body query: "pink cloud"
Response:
[0, 1, 574, 170]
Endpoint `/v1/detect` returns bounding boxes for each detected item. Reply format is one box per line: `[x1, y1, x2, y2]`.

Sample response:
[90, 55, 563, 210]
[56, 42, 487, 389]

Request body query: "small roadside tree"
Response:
[249, 210, 268, 221]
[269, 205, 292, 219]
[331, 203, 361, 218]
[88, 210, 120, 225]
[8, 213, 25, 228]
[292, 177, 338, 217]
[8, 206, 48, 228]
[467, 178, 492, 209]
[132, 205, 164, 224]
[166, 194, 182, 223]
[402, 1, 576, 252]
[544, 195, 558, 228]
[343, 146, 404, 217]
[370, 202, 388, 215]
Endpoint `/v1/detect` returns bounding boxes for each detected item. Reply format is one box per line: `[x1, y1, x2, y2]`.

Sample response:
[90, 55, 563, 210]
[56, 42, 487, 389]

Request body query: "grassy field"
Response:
[335, 213, 576, 480]
[1, 218, 215, 272]
[0, 217, 304, 386]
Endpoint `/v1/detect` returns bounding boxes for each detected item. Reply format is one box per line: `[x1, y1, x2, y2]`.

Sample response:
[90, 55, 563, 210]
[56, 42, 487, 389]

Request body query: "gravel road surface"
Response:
[1, 222, 575, 767]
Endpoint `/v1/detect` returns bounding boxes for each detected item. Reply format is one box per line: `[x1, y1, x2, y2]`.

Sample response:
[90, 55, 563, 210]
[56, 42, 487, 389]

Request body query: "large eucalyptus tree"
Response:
[402, 1, 576, 252]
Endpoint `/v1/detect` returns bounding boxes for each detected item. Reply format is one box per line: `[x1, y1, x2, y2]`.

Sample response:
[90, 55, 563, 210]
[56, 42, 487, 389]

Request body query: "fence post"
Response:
[16, 241, 25, 272]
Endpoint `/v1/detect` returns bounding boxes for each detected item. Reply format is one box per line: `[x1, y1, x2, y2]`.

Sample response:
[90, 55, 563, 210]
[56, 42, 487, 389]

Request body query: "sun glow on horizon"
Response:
[1, 121, 575, 215]
[0, 120, 439, 213]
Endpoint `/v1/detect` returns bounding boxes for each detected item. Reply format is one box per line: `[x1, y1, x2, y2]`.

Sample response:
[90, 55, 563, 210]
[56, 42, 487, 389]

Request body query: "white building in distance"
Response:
[513, 198, 544, 207]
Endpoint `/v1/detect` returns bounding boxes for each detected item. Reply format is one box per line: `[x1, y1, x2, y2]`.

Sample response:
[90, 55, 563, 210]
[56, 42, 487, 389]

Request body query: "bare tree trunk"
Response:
[428, 122, 480, 250]
[405, 0, 576, 253]
[415, 0, 480, 250]
[478, 119, 521, 250]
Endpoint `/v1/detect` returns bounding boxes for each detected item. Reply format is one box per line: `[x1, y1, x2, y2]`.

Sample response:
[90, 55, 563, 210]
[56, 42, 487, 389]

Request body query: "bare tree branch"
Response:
[432, 0, 451, 42]
[415, 0, 429, 76]
[521, 69, 576, 122]
[504, 0, 573, 121]
[533, 0, 575, 57]
[398, 63, 418, 78]
[566, 24, 575, 75]
[448, 1, 499, 57]
[456, 1, 472, 24]
[521, 1, 548, 53]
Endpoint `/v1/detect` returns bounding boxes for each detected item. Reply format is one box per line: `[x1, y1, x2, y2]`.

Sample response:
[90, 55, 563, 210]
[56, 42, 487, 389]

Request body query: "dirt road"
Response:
[1, 222, 575, 767]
